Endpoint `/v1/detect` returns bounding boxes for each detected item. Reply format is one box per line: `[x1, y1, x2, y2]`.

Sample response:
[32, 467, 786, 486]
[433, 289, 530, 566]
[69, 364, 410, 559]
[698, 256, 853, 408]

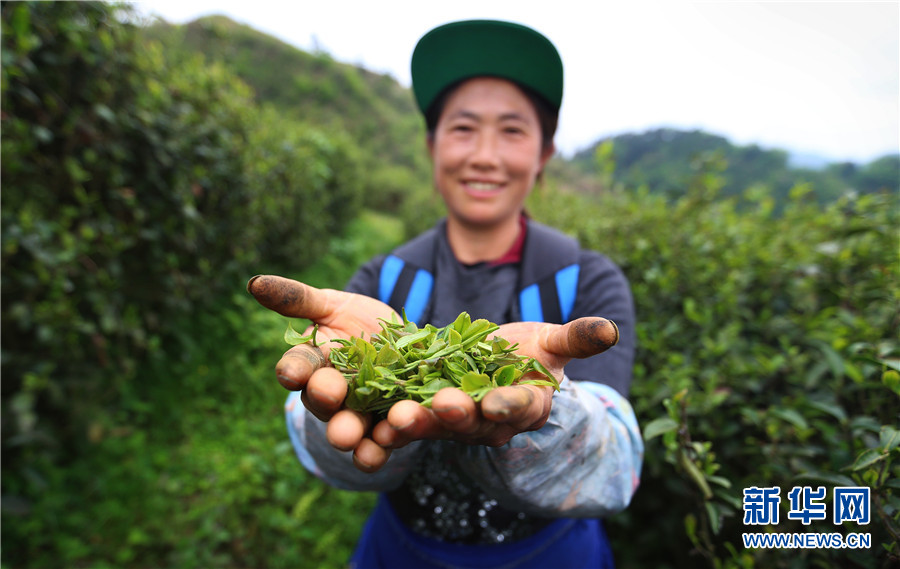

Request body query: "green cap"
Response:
[411, 19, 563, 117]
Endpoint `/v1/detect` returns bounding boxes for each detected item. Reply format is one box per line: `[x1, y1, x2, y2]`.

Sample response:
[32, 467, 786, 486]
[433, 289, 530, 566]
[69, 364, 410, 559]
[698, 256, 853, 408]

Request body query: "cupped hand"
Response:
[247, 275, 619, 473]
[248, 275, 398, 471]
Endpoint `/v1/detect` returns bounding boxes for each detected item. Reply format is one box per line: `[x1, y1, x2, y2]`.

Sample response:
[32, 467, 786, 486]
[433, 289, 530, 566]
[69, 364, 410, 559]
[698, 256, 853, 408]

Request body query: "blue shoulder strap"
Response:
[517, 221, 582, 324]
[519, 263, 580, 323]
[379, 219, 581, 326]
[378, 254, 434, 325]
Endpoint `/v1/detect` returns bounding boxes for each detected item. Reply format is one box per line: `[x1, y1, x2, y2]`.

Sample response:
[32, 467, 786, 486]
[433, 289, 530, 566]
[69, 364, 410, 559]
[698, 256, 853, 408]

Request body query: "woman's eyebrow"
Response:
[445, 109, 531, 123]
[445, 109, 481, 122]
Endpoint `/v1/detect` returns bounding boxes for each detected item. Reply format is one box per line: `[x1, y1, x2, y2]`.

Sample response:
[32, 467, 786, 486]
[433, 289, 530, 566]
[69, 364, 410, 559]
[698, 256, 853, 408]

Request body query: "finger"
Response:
[371, 418, 407, 448]
[387, 400, 447, 441]
[247, 275, 332, 320]
[481, 385, 537, 424]
[542, 317, 619, 359]
[275, 344, 328, 390]
[431, 388, 480, 434]
[326, 409, 370, 451]
[353, 438, 392, 473]
[304, 367, 348, 418]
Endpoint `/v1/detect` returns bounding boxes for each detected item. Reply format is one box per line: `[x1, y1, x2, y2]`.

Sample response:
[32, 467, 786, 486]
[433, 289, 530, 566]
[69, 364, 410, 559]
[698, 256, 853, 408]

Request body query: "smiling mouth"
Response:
[464, 181, 503, 192]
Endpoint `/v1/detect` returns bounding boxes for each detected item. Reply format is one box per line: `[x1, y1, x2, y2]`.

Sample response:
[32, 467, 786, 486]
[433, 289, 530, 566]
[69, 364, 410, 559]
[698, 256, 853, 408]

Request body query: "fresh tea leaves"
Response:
[285, 312, 558, 416]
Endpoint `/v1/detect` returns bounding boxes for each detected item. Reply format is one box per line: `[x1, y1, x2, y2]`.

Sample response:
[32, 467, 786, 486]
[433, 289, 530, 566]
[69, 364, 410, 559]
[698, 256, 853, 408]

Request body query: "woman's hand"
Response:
[247, 275, 618, 473]
[248, 274, 399, 471]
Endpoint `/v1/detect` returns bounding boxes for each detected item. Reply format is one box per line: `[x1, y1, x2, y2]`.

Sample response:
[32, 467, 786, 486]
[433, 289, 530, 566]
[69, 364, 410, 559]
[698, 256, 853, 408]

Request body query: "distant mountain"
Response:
[787, 152, 834, 170]
[571, 128, 898, 203]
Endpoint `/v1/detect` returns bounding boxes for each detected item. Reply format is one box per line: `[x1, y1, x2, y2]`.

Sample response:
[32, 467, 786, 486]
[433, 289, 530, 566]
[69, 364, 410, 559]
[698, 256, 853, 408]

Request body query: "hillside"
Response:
[141, 14, 438, 225]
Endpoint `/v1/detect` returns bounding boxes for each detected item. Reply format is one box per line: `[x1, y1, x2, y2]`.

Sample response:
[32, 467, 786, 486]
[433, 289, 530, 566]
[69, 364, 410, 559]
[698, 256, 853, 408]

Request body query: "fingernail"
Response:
[489, 407, 510, 419]
[277, 375, 301, 390]
[352, 453, 376, 472]
[308, 387, 339, 406]
[247, 275, 261, 293]
[392, 418, 416, 431]
[434, 405, 468, 423]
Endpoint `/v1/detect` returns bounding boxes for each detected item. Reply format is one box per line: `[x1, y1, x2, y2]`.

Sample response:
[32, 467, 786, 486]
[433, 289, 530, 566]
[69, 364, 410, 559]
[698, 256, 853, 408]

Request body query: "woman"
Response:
[248, 19, 643, 569]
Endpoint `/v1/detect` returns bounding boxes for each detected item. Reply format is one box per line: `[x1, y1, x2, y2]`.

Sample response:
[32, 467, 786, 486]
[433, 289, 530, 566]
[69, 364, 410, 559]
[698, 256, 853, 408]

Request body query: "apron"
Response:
[348, 494, 615, 569]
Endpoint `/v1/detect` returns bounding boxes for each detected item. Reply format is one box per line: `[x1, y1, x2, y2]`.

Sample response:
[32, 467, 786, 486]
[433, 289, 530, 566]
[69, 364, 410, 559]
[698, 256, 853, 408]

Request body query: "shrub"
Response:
[529, 162, 899, 568]
[1, 0, 363, 514]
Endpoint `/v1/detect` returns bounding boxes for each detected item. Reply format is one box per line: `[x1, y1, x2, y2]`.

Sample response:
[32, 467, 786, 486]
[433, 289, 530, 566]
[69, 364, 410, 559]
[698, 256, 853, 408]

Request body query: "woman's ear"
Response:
[425, 132, 435, 158]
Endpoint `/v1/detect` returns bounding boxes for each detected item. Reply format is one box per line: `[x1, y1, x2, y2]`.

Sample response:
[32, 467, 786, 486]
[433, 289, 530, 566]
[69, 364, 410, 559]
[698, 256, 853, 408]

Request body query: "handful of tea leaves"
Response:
[285, 312, 558, 416]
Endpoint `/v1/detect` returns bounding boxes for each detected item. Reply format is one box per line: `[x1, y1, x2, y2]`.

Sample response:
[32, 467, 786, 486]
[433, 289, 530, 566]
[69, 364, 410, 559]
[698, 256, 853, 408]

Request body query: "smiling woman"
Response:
[249, 18, 643, 569]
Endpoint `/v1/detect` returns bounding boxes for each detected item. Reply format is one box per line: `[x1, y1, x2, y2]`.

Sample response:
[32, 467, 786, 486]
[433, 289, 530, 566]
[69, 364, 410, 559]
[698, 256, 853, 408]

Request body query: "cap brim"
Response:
[411, 20, 563, 116]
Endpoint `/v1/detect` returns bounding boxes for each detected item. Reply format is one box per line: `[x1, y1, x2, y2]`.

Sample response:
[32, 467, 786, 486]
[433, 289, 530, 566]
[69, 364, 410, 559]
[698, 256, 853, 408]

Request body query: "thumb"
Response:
[541, 317, 619, 359]
[247, 275, 332, 320]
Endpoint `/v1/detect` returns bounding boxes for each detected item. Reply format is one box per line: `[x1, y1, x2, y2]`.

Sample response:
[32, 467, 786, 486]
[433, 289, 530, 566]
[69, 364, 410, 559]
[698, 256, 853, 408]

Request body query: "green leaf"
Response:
[806, 400, 847, 423]
[395, 328, 431, 349]
[528, 359, 558, 389]
[770, 407, 809, 430]
[518, 378, 559, 389]
[793, 470, 857, 487]
[467, 386, 493, 402]
[679, 450, 713, 500]
[284, 322, 316, 346]
[846, 448, 886, 472]
[493, 365, 522, 387]
[461, 372, 490, 392]
[416, 378, 455, 395]
[880, 425, 900, 451]
[356, 358, 375, 389]
[883, 369, 900, 397]
[850, 416, 882, 434]
[706, 475, 731, 489]
[705, 501, 722, 535]
[375, 344, 400, 366]
[643, 417, 679, 440]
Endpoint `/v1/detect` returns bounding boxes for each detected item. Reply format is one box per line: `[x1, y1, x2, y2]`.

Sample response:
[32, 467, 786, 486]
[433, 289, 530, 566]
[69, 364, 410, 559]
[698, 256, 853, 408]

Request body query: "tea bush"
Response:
[1, 0, 362, 523]
[529, 158, 899, 568]
[2, 210, 401, 569]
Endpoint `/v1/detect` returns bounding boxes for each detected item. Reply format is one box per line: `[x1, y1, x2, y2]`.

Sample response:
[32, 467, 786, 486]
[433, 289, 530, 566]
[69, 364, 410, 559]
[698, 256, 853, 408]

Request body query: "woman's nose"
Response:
[468, 131, 500, 169]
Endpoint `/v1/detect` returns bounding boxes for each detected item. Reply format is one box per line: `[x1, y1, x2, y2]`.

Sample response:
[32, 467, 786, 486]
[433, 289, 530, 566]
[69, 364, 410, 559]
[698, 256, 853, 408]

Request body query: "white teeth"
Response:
[467, 182, 501, 191]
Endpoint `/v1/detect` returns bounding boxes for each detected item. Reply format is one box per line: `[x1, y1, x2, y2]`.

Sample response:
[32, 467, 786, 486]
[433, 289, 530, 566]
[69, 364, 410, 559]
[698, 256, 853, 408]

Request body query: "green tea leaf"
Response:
[793, 470, 857, 487]
[643, 417, 679, 440]
[880, 425, 900, 452]
[451, 312, 472, 335]
[461, 372, 490, 392]
[493, 365, 522, 387]
[846, 448, 886, 472]
[284, 322, 317, 346]
[396, 328, 432, 349]
[527, 359, 559, 390]
[467, 386, 494, 402]
[375, 344, 401, 366]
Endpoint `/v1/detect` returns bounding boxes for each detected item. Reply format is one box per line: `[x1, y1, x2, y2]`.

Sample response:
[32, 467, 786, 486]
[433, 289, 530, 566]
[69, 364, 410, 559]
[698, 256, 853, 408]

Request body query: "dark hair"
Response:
[424, 78, 558, 152]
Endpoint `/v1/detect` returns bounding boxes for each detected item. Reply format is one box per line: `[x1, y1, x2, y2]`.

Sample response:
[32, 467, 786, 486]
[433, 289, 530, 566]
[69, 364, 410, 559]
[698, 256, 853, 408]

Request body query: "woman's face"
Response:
[429, 77, 554, 230]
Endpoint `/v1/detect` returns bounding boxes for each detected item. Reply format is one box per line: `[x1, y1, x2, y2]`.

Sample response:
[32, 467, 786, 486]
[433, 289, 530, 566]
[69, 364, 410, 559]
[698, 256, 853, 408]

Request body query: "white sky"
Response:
[133, 1, 899, 163]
